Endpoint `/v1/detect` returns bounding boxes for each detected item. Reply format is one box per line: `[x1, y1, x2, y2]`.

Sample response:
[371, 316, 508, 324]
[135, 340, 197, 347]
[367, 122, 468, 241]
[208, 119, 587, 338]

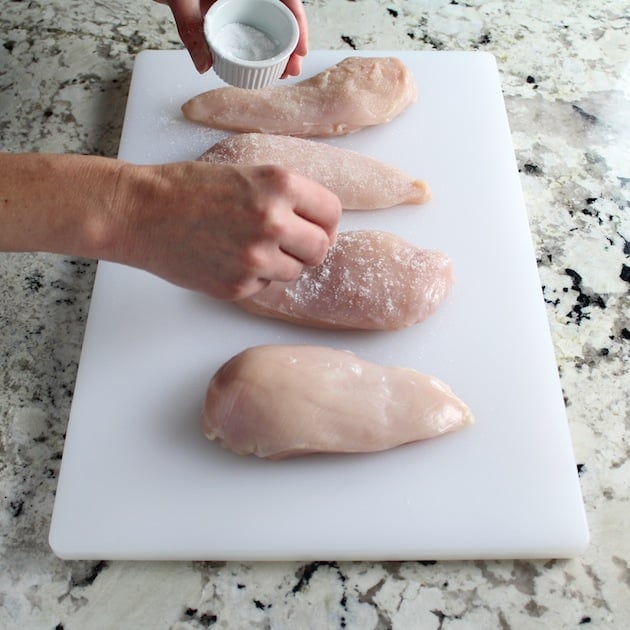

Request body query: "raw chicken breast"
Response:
[236, 230, 453, 330]
[199, 133, 430, 210]
[202, 345, 474, 459]
[182, 56, 417, 137]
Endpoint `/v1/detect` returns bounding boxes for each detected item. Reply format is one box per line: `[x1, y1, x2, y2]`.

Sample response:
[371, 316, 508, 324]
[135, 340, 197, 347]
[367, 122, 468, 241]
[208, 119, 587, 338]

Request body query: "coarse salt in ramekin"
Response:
[204, 0, 299, 89]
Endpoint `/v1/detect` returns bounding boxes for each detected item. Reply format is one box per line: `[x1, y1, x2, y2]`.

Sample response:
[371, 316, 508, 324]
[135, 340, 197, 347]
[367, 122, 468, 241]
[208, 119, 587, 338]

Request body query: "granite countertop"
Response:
[1, 1, 628, 628]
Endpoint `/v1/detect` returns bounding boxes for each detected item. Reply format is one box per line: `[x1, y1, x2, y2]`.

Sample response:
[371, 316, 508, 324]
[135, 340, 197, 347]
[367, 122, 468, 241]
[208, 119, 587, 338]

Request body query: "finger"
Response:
[268, 249, 306, 282]
[281, 0, 308, 56]
[282, 53, 303, 79]
[289, 177, 342, 246]
[229, 254, 300, 299]
[279, 0, 308, 78]
[166, 0, 213, 73]
[249, 215, 315, 279]
[246, 166, 341, 246]
[279, 221, 332, 268]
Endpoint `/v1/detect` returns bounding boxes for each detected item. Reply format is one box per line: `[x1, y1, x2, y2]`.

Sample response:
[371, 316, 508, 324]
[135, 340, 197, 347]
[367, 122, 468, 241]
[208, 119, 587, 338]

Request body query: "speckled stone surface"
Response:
[1, 1, 628, 628]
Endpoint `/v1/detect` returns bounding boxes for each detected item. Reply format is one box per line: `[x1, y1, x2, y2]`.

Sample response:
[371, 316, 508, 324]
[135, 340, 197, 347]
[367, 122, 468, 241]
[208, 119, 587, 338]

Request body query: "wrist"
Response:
[0, 152, 129, 261]
[82, 158, 136, 263]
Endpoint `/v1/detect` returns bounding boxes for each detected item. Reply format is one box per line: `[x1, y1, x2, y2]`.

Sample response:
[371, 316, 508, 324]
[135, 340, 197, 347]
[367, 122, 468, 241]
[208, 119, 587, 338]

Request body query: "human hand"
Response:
[114, 161, 341, 299]
[155, 0, 308, 76]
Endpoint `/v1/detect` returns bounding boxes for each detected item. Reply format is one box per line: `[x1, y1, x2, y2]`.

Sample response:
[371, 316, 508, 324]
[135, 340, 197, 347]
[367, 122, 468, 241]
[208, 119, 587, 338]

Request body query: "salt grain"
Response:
[212, 22, 278, 61]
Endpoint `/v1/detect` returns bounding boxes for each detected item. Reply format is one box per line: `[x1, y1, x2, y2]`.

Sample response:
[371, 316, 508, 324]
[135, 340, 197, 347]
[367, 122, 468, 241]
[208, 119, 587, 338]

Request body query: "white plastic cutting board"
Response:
[49, 50, 589, 560]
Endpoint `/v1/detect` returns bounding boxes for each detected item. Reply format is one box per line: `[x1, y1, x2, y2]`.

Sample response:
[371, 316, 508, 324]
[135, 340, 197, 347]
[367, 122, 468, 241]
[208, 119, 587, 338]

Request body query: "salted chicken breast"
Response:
[202, 345, 474, 459]
[199, 133, 430, 210]
[236, 230, 453, 331]
[182, 56, 417, 137]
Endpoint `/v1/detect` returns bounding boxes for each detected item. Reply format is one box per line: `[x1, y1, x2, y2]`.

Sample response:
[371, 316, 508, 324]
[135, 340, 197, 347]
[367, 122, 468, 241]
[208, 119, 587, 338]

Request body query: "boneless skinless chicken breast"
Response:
[182, 57, 417, 137]
[236, 230, 453, 331]
[202, 345, 474, 459]
[199, 133, 430, 210]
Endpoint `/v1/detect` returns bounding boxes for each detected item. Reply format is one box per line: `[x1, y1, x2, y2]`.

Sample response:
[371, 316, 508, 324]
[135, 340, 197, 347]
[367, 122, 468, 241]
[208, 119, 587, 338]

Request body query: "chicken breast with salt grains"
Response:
[202, 345, 474, 460]
[236, 230, 453, 330]
[199, 133, 430, 210]
[182, 56, 417, 137]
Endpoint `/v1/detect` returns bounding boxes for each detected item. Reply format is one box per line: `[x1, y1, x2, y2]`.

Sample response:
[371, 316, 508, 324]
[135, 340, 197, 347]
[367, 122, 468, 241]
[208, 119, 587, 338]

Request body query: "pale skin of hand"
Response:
[154, 0, 309, 75]
[0, 153, 341, 300]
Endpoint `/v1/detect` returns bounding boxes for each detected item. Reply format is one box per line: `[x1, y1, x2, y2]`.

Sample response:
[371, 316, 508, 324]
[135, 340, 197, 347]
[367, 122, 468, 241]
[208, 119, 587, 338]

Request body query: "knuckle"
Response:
[256, 164, 295, 192]
[261, 212, 288, 240]
[248, 200, 289, 241]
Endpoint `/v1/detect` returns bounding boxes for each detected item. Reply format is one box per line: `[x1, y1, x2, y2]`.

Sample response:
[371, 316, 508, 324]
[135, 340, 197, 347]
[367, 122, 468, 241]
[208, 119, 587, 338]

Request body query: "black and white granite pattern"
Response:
[1, 1, 628, 628]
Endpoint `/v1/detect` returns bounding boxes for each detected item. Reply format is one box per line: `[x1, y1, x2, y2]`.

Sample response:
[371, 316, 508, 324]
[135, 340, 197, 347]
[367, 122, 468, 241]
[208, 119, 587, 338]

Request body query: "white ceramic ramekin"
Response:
[204, 0, 299, 89]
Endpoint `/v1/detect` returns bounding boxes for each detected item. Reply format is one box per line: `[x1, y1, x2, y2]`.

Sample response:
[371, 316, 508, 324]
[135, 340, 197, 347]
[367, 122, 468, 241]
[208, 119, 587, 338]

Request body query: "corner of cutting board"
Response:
[48, 529, 76, 560]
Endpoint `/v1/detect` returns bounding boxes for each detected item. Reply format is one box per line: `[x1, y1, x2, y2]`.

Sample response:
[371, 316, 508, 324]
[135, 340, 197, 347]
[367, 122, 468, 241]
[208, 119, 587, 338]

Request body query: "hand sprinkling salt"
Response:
[212, 23, 279, 61]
